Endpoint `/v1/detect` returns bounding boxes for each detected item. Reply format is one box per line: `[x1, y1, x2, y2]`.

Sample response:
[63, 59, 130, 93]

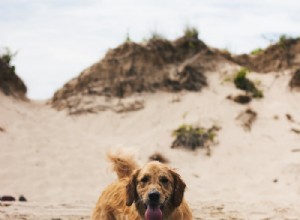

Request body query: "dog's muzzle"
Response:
[144, 189, 163, 220]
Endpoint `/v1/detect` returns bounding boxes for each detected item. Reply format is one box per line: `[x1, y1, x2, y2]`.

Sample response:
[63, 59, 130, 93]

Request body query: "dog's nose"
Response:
[148, 190, 160, 202]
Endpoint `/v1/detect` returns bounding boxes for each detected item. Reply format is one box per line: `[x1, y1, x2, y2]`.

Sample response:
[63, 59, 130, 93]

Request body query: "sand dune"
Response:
[1, 64, 300, 219]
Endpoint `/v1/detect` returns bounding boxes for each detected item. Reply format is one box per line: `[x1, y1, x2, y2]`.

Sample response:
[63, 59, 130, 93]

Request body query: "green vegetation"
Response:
[234, 68, 263, 98]
[0, 48, 16, 67]
[171, 124, 219, 152]
[125, 32, 131, 43]
[0, 48, 18, 75]
[148, 31, 165, 41]
[183, 26, 199, 39]
[279, 34, 288, 43]
[278, 34, 293, 49]
[182, 26, 199, 49]
[0, 48, 27, 98]
[188, 41, 196, 49]
[250, 48, 263, 55]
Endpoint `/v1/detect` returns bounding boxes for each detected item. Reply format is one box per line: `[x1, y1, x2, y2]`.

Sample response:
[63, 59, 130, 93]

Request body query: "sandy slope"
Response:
[1, 70, 300, 219]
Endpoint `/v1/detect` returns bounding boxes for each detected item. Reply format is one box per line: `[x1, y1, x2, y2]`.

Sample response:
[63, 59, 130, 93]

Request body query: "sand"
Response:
[1, 70, 300, 219]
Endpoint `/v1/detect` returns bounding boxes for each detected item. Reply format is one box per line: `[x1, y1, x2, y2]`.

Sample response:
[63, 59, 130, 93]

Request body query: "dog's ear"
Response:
[171, 170, 186, 207]
[126, 169, 140, 206]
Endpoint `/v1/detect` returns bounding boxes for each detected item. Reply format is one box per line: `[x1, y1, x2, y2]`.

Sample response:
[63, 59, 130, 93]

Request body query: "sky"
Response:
[1, 0, 300, 100]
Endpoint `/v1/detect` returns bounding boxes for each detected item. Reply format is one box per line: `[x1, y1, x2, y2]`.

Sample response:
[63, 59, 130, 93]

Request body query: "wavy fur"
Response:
[91, 153, 192, 220]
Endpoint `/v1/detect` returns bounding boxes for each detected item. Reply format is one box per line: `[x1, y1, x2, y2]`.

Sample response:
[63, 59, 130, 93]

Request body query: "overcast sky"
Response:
[1, 0, 300, 100]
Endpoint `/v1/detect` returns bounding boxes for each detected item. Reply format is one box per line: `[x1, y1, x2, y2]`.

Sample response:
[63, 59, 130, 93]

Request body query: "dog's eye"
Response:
[141, 176, 149, 183]
[160, 176, 169, 184]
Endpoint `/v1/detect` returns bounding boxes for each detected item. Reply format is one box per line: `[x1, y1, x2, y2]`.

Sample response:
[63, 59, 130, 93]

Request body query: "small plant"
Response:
[234, 68, 263, 98]
[125, 32, 131, 43]
[279, 34, 287, 43]
[149, 31, 165, 41]
[184, 26, 199, 39]
[250, 48, 263, 55]
[278, 34, 292, 49]
[0, 48, 27, 98]
[0, 48, 17, 66]
[171, 124, 220, 154]
[235, 67, 248, 79]
[0, 48, 18, 75]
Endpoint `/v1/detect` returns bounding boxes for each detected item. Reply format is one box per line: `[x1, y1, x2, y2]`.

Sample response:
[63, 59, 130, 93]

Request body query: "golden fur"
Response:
[91, 153, 193, 220]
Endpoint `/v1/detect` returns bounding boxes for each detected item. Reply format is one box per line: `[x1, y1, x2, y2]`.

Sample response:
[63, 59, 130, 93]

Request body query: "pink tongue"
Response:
[145, 206, 162, 220]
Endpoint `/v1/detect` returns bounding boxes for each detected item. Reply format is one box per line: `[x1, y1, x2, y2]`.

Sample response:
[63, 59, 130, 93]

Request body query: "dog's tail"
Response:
[107, 152, 139, 179]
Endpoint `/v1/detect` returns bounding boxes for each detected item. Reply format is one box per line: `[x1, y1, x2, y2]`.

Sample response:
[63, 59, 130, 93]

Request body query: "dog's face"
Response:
[126, 161, 186, 220]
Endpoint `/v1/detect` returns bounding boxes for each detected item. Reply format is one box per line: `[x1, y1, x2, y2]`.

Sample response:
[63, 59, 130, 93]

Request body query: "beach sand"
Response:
[1, 69, 300, 219]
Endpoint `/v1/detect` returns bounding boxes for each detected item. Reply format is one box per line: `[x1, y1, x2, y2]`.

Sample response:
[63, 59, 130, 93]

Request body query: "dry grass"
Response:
[171, 124, 220, 155]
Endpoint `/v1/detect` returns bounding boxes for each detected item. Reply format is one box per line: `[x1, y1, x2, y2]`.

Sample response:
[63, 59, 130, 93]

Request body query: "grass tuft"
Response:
[171, 124, 220, 154]
[234, 68, 263, 98]
[149, 31, 165, 41]
[183, 26, 199, 39]
[250, 48, 263, 55]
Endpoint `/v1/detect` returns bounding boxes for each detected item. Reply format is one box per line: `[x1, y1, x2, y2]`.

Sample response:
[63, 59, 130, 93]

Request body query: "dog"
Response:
[91, 153, 193, 220]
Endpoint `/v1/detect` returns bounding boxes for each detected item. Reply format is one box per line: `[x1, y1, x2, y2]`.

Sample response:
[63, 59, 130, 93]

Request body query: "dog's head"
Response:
[126, 161, 186, 220]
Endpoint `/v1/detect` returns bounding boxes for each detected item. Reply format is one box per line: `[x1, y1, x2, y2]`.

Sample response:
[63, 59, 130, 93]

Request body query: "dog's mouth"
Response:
[144, 204, 163, 220]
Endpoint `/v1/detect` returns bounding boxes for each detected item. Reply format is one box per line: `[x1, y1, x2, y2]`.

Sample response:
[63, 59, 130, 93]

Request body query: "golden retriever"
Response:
[91, 153, 193, 220]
